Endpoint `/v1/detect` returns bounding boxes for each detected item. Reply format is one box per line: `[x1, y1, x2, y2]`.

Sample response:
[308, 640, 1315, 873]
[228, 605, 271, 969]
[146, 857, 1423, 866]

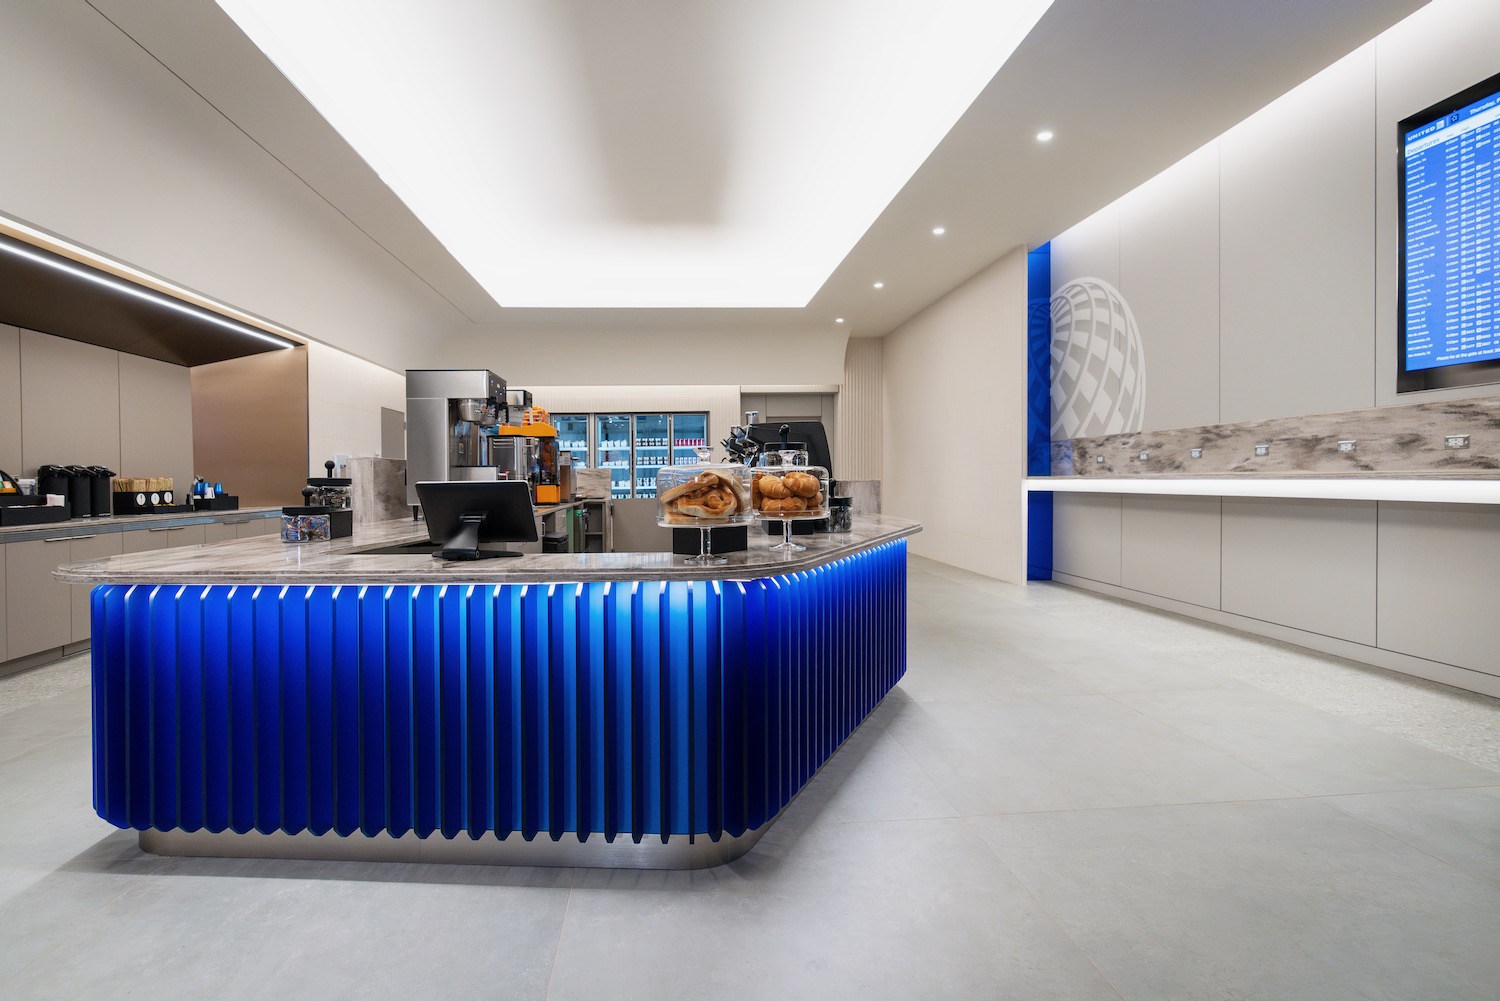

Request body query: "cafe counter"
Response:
[58, 514, 919, 868]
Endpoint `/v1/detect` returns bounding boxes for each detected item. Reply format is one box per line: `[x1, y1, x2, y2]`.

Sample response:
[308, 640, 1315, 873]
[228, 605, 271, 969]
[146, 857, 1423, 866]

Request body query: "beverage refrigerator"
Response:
[589, 413, 709, 499]
[552, 414, 590, 468]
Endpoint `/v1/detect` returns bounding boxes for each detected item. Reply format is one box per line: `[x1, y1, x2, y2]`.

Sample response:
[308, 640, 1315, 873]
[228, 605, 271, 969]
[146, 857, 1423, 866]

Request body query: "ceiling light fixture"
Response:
[835, 317, 845, 323]
[873, 282, 885, 289]
[1036, 130, 1055, 142]
[0, 238, 298, 350]
[932, 226, 946, 236]
[218, 0, 1055, 308]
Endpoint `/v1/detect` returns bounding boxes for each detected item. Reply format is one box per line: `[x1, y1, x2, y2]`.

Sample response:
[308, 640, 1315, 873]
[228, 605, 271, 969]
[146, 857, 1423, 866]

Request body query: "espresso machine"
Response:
[404, 369, 508, 508]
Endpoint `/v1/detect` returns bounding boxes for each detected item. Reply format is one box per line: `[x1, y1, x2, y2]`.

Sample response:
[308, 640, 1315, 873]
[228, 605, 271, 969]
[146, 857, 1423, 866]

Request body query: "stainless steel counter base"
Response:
[139, 823, 772, 870]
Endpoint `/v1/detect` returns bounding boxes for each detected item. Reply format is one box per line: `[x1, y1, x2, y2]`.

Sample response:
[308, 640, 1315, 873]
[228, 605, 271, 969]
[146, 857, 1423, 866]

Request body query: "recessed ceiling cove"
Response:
[216, 0, 1052, 308]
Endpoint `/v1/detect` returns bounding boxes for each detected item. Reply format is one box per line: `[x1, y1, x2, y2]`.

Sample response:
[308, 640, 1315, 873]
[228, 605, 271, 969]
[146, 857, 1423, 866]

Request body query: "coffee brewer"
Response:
[404, 369, 508, 508]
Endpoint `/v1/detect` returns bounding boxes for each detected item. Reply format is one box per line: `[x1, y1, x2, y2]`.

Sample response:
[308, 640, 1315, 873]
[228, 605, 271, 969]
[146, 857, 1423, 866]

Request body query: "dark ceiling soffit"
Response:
[0, 232, 294, 367]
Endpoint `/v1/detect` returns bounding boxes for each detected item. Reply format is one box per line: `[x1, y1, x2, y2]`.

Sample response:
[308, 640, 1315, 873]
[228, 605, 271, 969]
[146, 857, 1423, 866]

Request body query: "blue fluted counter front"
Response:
[67, 517, 919, 868]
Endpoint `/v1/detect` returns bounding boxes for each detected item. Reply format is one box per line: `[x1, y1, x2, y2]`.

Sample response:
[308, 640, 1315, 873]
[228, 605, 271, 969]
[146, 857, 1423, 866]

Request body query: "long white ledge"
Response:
[1023, 477, 1500, 505]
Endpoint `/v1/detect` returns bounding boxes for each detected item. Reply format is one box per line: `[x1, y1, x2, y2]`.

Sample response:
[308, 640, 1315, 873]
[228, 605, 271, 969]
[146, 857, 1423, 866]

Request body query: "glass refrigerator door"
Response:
[632, 414, 669, 497]
[595, 414, 632, 499]
[671, 414, 708, 466]
[553, 414, 590, 467]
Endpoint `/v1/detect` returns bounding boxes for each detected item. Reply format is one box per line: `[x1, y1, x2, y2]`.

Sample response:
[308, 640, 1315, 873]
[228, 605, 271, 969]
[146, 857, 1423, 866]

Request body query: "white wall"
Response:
[306, 342, 406, 475]
[1037, 0, 1500, 695]
[1048, 0, 1500, 426]
[0, 1, 463, 373]
[882, 247, 1029, 581]
[432, 323, 849, 388]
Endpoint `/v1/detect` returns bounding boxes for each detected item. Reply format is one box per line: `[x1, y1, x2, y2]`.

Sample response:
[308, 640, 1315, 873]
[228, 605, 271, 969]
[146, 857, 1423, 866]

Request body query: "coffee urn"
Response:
[404, 369, 507, 508]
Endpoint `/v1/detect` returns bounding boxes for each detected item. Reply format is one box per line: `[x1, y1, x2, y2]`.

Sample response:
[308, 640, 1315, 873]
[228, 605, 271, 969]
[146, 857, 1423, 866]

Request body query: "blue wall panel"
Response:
[91, 541, 908, 844]
[1027, 242, 1054, 580]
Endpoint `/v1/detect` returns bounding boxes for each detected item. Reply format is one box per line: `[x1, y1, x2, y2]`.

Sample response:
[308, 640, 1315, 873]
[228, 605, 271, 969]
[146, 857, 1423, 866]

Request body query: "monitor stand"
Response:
[433, 511, 524, 561]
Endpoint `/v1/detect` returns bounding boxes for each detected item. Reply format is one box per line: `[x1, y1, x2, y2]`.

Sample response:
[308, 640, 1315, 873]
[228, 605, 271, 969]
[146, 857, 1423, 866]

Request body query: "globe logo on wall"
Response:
[1050, 277, 1146, 439]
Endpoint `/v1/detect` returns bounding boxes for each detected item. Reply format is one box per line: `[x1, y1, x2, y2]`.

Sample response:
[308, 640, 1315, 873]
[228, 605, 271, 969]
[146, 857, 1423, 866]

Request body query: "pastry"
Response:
[660, 470, 745, 521]
[756, 474, 790, 499]
[782, 471, 820, 499]
[660, 471, 721, 504]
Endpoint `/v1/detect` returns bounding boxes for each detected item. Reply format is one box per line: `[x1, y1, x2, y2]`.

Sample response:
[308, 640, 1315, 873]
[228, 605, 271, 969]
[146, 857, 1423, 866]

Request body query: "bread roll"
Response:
[783, 471, 820, 499]
[757, 474, 790, 499]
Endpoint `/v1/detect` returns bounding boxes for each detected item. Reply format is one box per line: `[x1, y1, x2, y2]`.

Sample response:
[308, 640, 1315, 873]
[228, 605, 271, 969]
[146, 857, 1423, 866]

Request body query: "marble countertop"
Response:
[55, 514, 922, 585]
[0, 506, 280, 543]
[1025, 476, 1500, 504]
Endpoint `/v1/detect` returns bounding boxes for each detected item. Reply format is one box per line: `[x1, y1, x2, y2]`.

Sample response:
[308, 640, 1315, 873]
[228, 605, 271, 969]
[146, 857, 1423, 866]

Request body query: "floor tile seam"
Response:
[0, 863, 157, 993]
[956, 793, 1319, 822]
[1347, 721, 1500, 775]
[801, 811, 967, 831]
[873, 726, 977, 825]
[1096, 691, 1369, 800]
[1314, 794, 1500, 896]
[955, 813, 1130, 1001]
[1129, 679, 1500, 780]
[1310, 782, 1500, 801]
[540, 871, 577, 1000]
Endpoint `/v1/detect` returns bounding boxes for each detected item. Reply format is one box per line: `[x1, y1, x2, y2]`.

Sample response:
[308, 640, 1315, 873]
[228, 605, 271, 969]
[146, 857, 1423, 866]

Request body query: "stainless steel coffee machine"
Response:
[405, 369, 508, 508]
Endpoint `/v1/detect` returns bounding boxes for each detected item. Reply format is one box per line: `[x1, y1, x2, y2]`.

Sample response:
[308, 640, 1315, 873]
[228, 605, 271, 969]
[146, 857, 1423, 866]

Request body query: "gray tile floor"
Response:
[2, 554, 1498, 1000]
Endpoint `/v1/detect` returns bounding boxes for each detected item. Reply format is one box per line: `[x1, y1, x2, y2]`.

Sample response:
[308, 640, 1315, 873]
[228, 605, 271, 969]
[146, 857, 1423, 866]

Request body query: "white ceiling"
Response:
[216, 0, 1053, 310]
[89, 0, 1430, 339]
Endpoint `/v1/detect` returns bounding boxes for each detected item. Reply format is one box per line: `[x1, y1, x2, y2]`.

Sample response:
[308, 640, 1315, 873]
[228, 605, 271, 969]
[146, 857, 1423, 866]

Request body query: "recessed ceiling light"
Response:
[835, 317, 845, 323]
[932, 226, 946, 236]
[1036, 130, 1054, 142]
[873, 282, 885, 289]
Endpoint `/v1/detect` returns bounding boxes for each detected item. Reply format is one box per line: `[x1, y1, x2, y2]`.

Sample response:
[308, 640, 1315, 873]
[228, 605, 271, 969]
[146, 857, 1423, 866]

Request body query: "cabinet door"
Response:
[0, 545, 7, 661]
[164, 524, 207, 548]
[203, 521, 240, 545]
[241, 517, 279, 538]
[122, 529, 170, 554]
[69, 533, 124, 643]
[5, 537, 72, 660]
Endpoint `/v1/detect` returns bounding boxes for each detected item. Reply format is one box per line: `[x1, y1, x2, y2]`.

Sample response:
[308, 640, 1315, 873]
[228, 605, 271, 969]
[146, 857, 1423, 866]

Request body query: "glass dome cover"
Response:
[655, 464, 752, 525]
[751, 464, 829, 519]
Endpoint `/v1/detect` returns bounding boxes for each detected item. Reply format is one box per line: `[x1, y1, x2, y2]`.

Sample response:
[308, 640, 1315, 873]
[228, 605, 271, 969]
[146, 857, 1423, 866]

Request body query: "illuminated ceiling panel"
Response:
[217, 0, 1051, 308]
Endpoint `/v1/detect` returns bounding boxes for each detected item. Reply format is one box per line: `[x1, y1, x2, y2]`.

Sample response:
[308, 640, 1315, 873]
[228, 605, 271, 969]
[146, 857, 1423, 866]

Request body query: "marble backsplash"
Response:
[1048, 397, 1500, 477]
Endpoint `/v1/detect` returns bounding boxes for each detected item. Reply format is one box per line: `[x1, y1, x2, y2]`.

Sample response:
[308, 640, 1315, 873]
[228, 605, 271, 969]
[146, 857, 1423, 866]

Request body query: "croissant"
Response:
[756, 474, 790, 499]
[783, 471, 820, 499]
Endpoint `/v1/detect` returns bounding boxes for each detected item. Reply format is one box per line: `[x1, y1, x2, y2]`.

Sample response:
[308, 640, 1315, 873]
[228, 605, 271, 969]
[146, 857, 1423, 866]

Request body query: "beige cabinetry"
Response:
[5, 537, 73, 660]
[68, 533, 124, 644]
[3, 513, 277, 666]
[203, 516, 279, 543]
[0, 544, 6, 661]
[122, 524, 208, 552]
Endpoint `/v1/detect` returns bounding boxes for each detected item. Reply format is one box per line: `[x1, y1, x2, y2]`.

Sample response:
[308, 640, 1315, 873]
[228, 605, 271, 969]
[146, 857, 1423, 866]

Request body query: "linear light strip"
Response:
[0, 237, 296, 350]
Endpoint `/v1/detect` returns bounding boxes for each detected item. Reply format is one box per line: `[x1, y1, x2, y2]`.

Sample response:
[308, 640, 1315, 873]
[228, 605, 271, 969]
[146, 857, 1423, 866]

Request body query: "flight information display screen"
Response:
[1400, 71, 1500, 392]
